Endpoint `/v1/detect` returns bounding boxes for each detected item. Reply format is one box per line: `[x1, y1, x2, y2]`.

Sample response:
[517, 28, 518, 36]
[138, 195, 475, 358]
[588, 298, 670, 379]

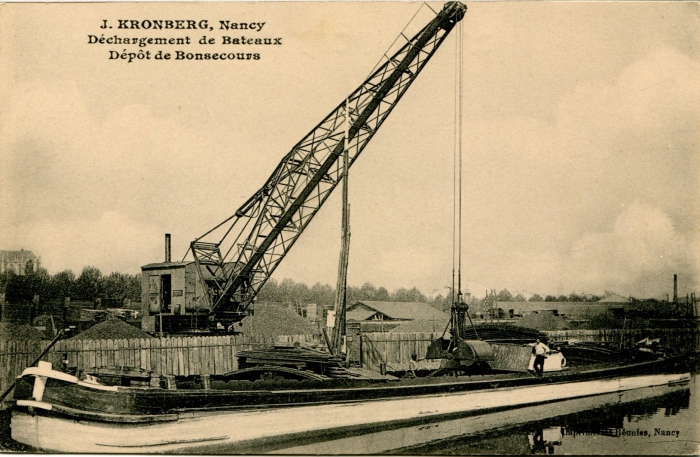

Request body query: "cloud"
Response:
[565, 202, 698, 297]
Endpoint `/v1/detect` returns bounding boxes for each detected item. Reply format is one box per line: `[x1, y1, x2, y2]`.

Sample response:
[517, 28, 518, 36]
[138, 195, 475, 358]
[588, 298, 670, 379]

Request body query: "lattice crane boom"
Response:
[191, 2, 467, 326]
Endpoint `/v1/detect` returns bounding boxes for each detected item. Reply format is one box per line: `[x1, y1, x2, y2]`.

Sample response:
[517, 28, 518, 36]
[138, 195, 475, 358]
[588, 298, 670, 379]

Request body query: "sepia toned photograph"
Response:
[0, 1, 698, 454]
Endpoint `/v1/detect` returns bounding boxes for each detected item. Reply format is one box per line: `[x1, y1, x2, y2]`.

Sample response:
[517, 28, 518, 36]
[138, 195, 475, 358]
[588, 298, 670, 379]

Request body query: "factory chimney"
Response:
[165, 233, 171, 263]
[673, 274, 678, 303]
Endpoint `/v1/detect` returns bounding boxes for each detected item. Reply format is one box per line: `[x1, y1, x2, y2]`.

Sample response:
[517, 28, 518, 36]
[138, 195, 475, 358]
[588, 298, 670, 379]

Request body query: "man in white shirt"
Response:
[532, 338, 548, 377]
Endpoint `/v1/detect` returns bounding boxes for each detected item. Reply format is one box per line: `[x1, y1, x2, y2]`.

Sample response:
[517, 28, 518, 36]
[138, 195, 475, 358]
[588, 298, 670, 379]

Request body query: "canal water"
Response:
[274, 374, 698, 455]
[1, 374, 697, 454]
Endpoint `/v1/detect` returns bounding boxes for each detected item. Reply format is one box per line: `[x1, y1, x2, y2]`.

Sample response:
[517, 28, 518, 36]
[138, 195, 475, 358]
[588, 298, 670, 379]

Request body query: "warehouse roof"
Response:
[348, 301, 449, 322]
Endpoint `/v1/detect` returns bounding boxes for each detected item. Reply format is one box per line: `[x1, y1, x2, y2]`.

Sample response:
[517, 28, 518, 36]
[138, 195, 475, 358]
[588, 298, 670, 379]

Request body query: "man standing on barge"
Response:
[532, 339, 548, 377]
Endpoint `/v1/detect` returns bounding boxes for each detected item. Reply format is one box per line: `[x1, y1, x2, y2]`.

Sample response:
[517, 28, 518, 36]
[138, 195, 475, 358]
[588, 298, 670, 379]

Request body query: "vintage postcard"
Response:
[0, 1, 698, 454]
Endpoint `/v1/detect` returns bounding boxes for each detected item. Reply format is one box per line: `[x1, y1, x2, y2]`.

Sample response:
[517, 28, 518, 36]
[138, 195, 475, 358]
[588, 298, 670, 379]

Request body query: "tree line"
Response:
[0, 265, 604, 308]
[257, 281, 605, 310]
[0, 266, 140, 303]
[490, 290, 603, 303]
[256, 278, 438, 310]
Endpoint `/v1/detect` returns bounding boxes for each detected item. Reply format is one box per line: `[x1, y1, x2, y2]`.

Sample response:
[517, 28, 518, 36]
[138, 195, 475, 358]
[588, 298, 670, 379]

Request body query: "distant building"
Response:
[0, 249, 40, 275]
[597, 293, 631, 304]
[347, 301, 449, 332]
[489, 296, 628, 321]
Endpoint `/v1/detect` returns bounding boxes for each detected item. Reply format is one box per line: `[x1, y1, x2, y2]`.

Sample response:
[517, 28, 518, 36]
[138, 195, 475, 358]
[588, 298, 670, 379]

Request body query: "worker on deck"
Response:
[405, 353, 419, 378]
[532, 339, 549, 377]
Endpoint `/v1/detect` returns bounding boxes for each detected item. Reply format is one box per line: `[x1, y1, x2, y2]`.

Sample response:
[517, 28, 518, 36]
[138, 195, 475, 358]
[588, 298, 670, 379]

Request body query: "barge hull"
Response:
[11, 372, 690, 453]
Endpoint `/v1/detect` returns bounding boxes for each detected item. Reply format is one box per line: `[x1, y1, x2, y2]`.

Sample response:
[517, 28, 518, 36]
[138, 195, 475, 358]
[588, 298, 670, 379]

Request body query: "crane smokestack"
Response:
[673, 274, 678, 303]
[165, 234, 171, 263]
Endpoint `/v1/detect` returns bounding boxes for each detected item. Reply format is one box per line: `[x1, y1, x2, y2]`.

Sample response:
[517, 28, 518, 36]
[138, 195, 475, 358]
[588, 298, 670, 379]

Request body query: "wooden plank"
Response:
[91, 340, 100, 368]
[148, 338, 155, 373]
[177, 337, 185, 376]
[164, 338, 172, 375]
[136, 337, 142, 368]
[141, 338, 150, 372]
[107, 339, 117, 367]
[125, 338, 133, 368]
[170, 337, 178, 375]
[160, 338, 173, 375]
[214, 336, 223, 374]
[224, 335, 233, 373]
[193, 338, 203, 374]
[64, 340, 73, 371]
[153, 338, 161, 373]
[201, 337, 209, 374]
[90, 339, 97, 370]
[122, 338, 130, 367]
[176, 337, 183, 375]
[158, 337, 165, 375]
[207, 336, 215, 375]
[85, 339, 93, 371]
[108, 339, 116, 367]
[199, 337, 207, 375]
[102, 339, 109, 368]
[181, 337, 189, 375]
[172, 337, 179, 375]
[189, 337, 198, 375]
[116, 339, 125, 367]
[207, 337, 215, 374]
[93, 339, 101, 368]
[230, 335, 239, 372]
[169, 338, 176, 375]
[184, 337, 192, 376]
[226, 335, 233, 372]
[218, 336, 226, 374]
[140, 338, 147, 372]
[130, 337, 138, 368]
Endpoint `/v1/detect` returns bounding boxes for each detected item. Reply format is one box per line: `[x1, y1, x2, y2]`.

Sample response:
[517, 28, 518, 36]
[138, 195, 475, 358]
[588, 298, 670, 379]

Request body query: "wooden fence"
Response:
[0, 334, 319, 399]
[361, 332, 442, 372]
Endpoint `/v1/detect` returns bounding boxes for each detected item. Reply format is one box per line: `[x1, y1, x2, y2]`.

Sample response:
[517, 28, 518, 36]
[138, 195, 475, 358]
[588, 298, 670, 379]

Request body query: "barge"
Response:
[10, 356, 690, 453]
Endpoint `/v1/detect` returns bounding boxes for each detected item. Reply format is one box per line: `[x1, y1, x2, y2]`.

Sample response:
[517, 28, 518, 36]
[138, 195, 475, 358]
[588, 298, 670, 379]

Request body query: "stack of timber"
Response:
[236, 345, 374, 380]
[236, 345, 396, 381]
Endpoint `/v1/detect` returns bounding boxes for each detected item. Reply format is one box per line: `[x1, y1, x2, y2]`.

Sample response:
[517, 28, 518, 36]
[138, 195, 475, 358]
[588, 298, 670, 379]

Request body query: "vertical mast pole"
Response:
[332, 97, 351, 356]
[457, 20, 464, 338]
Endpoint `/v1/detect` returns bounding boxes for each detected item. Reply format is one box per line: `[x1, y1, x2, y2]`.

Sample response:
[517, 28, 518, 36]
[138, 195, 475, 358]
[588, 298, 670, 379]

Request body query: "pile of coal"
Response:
[0, 322, 45, 341]
[68, 317, 153, 340]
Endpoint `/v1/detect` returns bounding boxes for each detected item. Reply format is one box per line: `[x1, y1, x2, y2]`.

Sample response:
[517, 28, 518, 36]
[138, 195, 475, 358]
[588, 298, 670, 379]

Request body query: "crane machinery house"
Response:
[140, 235, 239, 334]
[141, 260, 242, 334]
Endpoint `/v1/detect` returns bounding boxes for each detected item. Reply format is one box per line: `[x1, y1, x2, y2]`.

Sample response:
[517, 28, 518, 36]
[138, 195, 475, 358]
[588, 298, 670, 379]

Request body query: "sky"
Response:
[1, 2, 698, 299]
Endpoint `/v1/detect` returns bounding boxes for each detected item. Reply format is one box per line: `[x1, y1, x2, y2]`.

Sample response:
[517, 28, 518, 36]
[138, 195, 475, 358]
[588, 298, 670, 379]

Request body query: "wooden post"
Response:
[163, 375, 177, 390]
[201, 374, 211, 390]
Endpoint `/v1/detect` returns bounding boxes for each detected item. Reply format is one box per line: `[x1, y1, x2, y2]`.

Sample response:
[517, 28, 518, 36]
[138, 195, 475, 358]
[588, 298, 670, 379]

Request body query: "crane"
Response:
[190, 2, 467, 329]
